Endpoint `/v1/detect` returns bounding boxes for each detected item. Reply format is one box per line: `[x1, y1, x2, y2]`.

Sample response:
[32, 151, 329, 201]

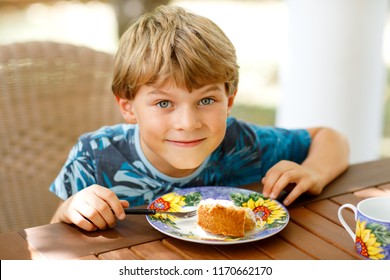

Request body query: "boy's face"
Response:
[117, 79, 236, 178]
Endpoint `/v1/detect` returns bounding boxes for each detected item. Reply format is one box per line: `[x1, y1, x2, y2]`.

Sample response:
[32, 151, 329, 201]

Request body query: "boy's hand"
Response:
[261, 160, 323, 206]
[52, 185, 129, 231]
[262, 127, 349, 206]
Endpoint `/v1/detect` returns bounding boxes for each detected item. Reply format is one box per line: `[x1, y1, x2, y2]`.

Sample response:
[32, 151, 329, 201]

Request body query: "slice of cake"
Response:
[197, 199, 256, 237]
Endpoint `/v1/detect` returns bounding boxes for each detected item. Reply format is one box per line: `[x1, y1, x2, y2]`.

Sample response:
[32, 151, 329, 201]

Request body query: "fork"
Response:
[124, 208, 198, 218]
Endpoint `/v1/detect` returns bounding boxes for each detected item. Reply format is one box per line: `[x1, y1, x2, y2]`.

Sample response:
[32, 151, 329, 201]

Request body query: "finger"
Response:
[67, 208, 98, 231]
[262, 160, 294, 197]
[282, 180, 311, 206]
[270, 169, 301, 199]
[120, 200, 130, 208]
[89, 199, 117, 228]
[262, 170, 283, 198]
[91, 187, 124, 225]
[116, 200, 130, 220]
[78, 202, 108, 230]
[283, 191, 300, 206]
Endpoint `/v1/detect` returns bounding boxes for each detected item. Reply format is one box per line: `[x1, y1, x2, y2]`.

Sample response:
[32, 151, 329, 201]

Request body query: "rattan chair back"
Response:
[0, 41, 123, 233]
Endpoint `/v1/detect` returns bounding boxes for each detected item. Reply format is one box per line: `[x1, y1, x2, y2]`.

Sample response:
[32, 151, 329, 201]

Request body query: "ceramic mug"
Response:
[338, 196, 390, 260]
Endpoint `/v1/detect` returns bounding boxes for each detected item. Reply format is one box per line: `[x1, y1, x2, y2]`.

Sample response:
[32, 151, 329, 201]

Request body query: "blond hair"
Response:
[112, 5, 239, 99]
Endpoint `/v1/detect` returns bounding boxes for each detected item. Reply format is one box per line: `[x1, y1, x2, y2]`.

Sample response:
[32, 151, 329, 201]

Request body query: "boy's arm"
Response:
[302, 127, 350, 192]
[262, 127, 349, 206]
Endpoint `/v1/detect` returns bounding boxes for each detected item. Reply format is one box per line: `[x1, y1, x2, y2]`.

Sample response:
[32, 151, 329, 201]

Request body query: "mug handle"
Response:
[337, 203, 357, 241]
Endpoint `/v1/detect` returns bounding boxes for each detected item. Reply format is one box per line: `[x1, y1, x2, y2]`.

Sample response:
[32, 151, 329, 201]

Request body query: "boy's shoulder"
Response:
[226, 116, 310, 144]
[78, 123, 136, 143]
[226, 116, 269, 136]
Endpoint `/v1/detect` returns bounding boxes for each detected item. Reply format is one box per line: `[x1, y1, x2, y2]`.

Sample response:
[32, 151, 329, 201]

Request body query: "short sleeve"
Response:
[253, 125, 311, 175]
[49, 139, 97, 200]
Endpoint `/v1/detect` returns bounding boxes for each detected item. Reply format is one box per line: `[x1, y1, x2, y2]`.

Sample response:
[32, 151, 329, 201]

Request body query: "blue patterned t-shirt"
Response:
[50, 117, 311, 206]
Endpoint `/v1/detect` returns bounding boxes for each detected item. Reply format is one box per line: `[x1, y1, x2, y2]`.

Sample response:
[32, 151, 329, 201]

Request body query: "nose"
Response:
[174, 105, 202, 131]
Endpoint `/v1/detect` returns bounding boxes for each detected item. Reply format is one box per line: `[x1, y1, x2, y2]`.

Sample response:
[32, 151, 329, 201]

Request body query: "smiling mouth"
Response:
[166, 138, 206, 147]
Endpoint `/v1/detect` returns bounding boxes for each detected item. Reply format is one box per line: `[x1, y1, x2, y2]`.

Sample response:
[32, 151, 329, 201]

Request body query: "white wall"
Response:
[278, 0, 389, 163]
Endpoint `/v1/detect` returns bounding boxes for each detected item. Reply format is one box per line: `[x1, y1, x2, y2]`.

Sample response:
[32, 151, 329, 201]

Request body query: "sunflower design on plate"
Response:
[231, 192, 288, 229]
[148, 191, 201, 228]
[146, 186, 290, 245]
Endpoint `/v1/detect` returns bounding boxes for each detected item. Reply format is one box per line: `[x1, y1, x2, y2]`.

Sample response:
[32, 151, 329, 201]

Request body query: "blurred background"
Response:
[1, 0, 389, 160]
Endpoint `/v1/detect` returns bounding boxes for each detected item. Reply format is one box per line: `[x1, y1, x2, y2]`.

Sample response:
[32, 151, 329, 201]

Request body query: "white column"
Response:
[277, 0, 388, 163]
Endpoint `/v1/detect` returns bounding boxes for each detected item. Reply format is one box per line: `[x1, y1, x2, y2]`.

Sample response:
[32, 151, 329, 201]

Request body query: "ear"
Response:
[115, 96, 138, 124]
[226, 89, 237, 116]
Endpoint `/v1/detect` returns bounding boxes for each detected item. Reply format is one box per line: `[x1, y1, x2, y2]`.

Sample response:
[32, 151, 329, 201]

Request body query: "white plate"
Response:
[146, 186, 289, 245]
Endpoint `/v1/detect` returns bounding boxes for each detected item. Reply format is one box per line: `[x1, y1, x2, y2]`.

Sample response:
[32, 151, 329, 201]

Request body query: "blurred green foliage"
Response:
[231, 104, 275, 127]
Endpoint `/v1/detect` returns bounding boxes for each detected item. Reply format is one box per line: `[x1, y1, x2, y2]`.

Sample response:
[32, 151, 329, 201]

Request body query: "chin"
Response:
[170, 158, 204, 172]
[174, 162, 201, 171]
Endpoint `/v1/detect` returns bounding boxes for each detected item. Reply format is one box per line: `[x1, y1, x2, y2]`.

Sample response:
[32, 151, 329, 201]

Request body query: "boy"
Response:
[50, 5, 349, 231]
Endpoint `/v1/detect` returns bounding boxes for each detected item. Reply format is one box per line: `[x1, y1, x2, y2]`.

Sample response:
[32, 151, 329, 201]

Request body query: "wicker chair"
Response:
[0, 41, 123, 233]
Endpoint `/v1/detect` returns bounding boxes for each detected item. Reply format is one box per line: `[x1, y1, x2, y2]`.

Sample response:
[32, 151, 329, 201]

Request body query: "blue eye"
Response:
[157, 101, 171, 108]
[199, 98, 214, 106]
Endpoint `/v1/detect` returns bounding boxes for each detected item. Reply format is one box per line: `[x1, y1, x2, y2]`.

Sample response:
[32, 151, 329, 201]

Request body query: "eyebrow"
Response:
[147, 84, 223, 96]
[199, 84, 223, 94]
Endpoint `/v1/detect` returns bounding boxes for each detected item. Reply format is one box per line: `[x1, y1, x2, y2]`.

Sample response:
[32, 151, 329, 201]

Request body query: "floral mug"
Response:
[338, 197, 390, 260]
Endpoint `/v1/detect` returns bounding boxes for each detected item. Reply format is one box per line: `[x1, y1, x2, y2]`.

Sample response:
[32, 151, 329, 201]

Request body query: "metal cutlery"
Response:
[124, 208, 197, 218]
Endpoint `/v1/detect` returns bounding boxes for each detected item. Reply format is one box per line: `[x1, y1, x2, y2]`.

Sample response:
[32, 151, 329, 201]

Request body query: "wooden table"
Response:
[1, 158, 390, 260]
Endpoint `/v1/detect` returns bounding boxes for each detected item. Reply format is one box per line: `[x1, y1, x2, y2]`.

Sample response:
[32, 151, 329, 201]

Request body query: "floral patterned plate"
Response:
[146, 186, 289, 245]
